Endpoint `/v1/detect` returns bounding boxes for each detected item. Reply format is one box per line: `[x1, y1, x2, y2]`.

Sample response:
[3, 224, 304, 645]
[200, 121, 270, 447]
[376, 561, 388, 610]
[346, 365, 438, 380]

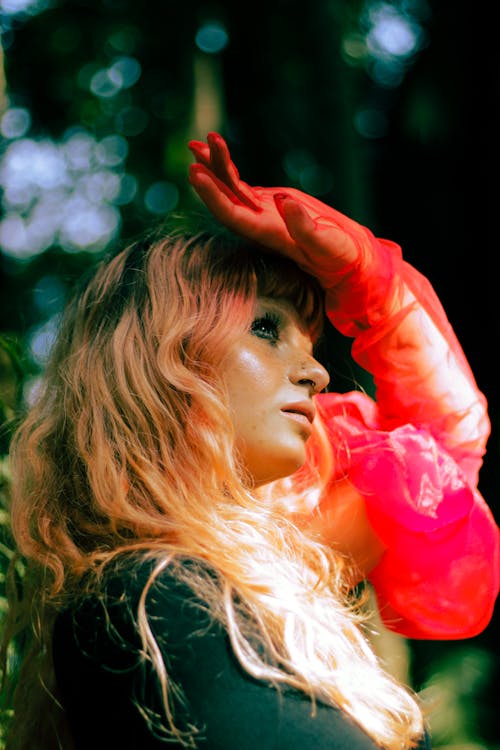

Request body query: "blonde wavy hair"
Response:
[2, 217, 424, 749]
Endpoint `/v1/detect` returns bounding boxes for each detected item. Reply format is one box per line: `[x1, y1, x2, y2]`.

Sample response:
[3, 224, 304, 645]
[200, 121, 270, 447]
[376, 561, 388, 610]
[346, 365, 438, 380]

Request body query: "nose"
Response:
[291, 353, 330, 395]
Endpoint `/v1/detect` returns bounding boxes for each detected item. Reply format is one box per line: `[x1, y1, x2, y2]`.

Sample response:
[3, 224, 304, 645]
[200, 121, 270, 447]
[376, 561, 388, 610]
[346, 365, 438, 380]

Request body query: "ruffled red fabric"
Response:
[308, 237, 500, 639]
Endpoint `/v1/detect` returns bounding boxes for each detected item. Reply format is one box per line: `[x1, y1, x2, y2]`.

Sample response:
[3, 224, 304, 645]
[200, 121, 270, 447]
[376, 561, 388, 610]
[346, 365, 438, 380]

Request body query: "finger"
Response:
[279, 187, 366, 237]
[207, 132, 239, 184]
[274, 194, 359, 273]
[189, 165, 299, 255]
[274, 192, 317, 236]
[189, 163, 255, 210]
[188, 139, 211, 168]
[206, 132, 260, 210]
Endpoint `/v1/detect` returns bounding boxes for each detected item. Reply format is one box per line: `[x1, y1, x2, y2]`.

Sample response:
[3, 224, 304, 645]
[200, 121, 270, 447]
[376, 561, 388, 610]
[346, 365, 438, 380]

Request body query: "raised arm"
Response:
[188, 133, 499, 638]
[188, 133, 488, 481]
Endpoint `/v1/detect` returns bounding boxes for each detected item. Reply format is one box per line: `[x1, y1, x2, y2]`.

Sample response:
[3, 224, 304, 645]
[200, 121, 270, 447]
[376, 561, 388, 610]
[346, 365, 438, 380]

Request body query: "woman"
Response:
[1, 132, 498, 750]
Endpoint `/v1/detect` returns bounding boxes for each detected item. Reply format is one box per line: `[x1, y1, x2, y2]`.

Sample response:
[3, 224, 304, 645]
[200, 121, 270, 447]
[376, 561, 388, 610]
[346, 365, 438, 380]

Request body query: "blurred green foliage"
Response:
[0, 1, 498, 747]
[0, 335, 24, 748]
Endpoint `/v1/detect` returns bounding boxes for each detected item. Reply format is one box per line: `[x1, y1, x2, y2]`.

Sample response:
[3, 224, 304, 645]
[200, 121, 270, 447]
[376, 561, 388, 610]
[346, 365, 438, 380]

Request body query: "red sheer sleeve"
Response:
[313, 236, 500, 639]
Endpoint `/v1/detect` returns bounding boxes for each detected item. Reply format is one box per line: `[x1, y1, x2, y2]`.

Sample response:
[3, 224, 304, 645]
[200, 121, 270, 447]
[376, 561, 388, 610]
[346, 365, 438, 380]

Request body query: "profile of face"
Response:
[222, 297, 330, 487]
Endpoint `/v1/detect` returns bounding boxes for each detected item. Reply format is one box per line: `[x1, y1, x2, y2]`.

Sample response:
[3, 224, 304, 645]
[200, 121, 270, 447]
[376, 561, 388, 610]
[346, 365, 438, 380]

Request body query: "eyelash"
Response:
[250, 312, 281, 343]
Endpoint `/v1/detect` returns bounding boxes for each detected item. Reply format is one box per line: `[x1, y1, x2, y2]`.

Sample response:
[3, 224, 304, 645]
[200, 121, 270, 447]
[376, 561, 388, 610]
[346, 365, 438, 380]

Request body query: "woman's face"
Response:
[222, 296, 330, 486]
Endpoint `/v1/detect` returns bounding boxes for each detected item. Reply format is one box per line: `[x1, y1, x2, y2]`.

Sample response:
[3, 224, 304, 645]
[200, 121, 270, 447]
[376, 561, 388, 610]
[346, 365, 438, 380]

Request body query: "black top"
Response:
[53, 558, 431, 749]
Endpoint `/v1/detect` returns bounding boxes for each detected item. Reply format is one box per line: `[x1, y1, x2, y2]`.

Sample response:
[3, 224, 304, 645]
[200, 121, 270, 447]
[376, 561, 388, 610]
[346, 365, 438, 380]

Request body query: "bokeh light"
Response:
[0, 108, 31, 139]
[342, 0, 428, 88]
[89, 56, 142, 99]
[28, 313, 61, 366]
[0, 0, 49, 15]
[195, 22, 229, 54]
[0, 129, 132, 259]
[144, 181, 179, 214]
[283, 149, 334, 196]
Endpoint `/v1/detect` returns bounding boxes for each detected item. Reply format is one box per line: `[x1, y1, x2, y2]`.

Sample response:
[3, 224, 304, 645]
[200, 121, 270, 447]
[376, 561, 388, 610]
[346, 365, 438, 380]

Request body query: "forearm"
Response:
[302, 476, 387, 585]
[324, 242, 490, 485]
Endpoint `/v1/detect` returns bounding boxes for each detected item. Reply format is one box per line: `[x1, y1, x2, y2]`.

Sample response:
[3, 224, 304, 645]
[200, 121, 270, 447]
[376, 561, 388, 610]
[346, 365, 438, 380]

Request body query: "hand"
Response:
[188, 132, 376, 289]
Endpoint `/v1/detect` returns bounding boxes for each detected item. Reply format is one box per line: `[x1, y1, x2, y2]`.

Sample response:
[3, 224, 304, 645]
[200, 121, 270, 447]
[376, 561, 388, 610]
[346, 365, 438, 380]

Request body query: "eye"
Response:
[250, 312, 281, 343]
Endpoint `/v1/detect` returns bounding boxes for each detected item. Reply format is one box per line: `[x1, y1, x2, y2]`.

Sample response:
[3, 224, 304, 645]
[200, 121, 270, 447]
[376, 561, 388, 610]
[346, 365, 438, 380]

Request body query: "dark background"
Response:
[0, 1, 498, 746]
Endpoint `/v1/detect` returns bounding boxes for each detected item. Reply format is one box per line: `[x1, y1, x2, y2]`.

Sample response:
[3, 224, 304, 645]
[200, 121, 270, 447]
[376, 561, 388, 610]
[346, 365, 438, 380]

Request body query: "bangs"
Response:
[253, 251, 325, 342]
[170, 224, 326, 342]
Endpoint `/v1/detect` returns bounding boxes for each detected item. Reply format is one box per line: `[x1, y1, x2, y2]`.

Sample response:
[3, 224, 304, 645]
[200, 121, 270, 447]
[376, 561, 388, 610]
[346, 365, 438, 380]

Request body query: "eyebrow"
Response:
[256, 297, 298, 318]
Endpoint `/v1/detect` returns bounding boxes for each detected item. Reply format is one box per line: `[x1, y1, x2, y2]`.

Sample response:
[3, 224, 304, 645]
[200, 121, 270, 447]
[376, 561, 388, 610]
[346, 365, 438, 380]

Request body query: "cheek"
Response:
[223, 348, 284, 447]
[225, 348, 278, 406]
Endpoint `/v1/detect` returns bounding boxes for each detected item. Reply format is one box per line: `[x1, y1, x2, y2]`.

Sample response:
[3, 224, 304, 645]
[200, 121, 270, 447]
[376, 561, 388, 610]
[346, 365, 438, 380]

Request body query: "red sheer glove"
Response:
[188, 132, 401, 334]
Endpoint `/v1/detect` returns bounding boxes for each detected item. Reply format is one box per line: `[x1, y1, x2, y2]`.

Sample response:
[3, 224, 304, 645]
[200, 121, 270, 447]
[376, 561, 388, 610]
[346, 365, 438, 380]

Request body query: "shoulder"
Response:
[54, 554, 218, 666]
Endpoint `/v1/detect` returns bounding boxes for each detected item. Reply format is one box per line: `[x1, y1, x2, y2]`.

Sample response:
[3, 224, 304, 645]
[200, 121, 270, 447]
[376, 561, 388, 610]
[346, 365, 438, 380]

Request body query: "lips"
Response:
[280, 401, 316, 424]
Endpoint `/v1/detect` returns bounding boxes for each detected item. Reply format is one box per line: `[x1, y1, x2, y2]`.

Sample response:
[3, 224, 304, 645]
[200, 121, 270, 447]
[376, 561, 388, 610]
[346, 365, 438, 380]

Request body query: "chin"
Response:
[252, 450, 307, 487]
